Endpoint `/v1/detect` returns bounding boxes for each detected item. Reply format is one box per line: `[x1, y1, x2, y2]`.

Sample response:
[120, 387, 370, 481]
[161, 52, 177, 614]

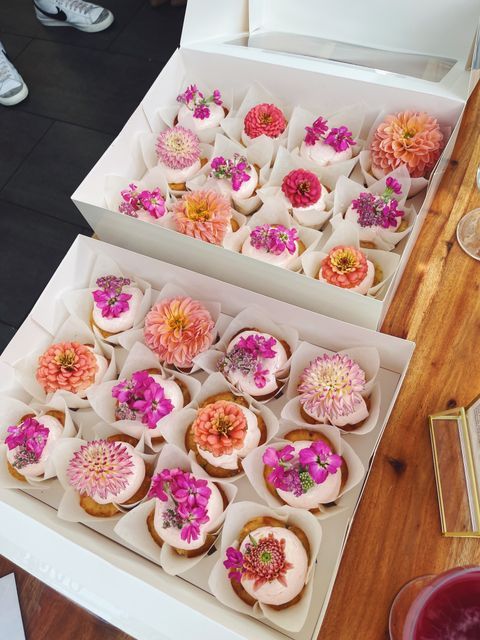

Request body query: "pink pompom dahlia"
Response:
[156, 125, 201, 170]
[144, 296, 215, 369]
[192, 400, 247, 457]
[173, 190, 232, 245]
[298, 353, 366, 422]
[244, 103, 287, 139]
[36, 341, 98, 394]
[320, 245, 368, 289]
[281, 169, 322, 208]
[67, 440, 135, 501]
[370, 111, 443, 179]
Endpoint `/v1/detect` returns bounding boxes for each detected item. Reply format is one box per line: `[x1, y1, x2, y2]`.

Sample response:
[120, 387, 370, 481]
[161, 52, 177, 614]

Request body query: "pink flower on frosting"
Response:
[210, 154, 251, 192]
[119, 184, 166, 219]
[131, 380, 174, 428]
[36, 342, 99, 394]
[218, 333, 278, 390]
[67, 440, 135, 501]
[244, 103, 287, 139]
[112, 371, 174, 428]
[298, 353, 366, 422]
[351, 178, 404, 229]
[92, 275, 132, 319]
[177, 84, 222, 120]
[156, 126, 201, 170]
[370, 111, 444, 179]
[241, 533, 293, 590]
[144, 296, 215, 369]
[298, 441, 342, 484]
[173, 190, 232, 245]
[321, 245, 369, 289]
[5, 417, 50, 470]
[249, 224, 299, 256]
[192, 400, 247, 457]
[304, 117, 355, 152]
[281, 169, 322, 208]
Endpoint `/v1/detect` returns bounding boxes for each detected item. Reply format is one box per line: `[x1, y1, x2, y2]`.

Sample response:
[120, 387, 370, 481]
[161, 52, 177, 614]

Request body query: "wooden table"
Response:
[2, 86, 480, 640]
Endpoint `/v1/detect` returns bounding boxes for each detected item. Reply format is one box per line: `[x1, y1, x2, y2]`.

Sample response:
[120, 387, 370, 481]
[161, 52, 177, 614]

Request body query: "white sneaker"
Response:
[0, 44, 28, 106]
[34, 0, 114, 33]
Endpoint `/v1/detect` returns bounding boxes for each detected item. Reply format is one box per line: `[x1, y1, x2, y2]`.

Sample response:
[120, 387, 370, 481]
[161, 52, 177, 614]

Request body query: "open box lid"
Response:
[179, 0, 480, 102]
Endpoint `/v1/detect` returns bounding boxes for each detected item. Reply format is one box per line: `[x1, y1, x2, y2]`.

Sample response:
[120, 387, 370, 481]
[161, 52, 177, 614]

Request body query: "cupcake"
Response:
[66, 439, 149, 517]
[344, 177, 406, 247]
[242, 103, 287, 146]
[112, 368, 189, 440]
[223, 516, 309, 608]
[262, 434, 345, 511]
[144, 296, 216, 370]
[300, 116, 356, 167]
[176, 84, 226, 134]
[4, 412, 64, 482]
[185, 392, 267, 478]
[297, 353, 370, 429]
[156, 126, 203, 191]
[91, 275, 144, 338]
[173, 189, 235, 246]
[281, 168, 328, 218]
[36, 341, 108, 398]
[242, 224, 304, 269]
[370, 111, 443, 180]
[318, 245, 375, 294]
[118, 183, 166, 222]
[210, 154, 258, 200]
[147, 466, 227, 556]
[217, 330, 290, 399]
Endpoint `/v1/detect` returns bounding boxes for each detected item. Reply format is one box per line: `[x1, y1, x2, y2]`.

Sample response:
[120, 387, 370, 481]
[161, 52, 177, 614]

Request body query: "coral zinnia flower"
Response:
[298, 353, 366, 422]
[192, 400, 247, 457]
[244, 103, 287, 139]
[321, 245, 368, 289]
[156, 125, 201, 170]
[144, 296, 215, 369]
[36, 341, 98, 394]
[243, 533, 293, 590]
[173, 189, 232, 245]
[370, 111, 443, 179]
[281, 169, 322, 208]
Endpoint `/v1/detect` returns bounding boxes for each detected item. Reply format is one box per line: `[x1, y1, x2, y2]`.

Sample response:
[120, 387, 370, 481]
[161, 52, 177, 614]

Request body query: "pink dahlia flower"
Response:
[192, 400, 247, 457]
[36, 341, 98, 394]
[156, 125, 201, 170]
[244, 103, 287, 139]
[321, 245, 368, 289]
[281, 169, 322, 208]
[144, 296, 215, 369]
[370, 111, 443, 179]
[173, 189, 232, 245]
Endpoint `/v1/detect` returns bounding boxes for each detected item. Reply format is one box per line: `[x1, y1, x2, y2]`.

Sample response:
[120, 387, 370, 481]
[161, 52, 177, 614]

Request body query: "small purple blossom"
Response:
[112, 371, 174, 428]
[178, 504, 209, 543]
[249, 224, 299, 256]
[304, 116, 329, 146]
[210, 154, 251, 192]
[237, 334, 277, 359]
[172, 474, 211, 508]
[119, 183, 166, 220]
[299, 441, 342, 484]
[351, 181, 404, 230]
[218, 333, 278, 390]
[139, 188, 166, 219]
[253, 365, 269, 389]
[304, 117, 356, 152]
[132, 382, 174, 428]
[92, 275, 133, 319]
[385, 177, 402, 195]
[5, 417, 50, 469]
[223, 546, 245, 582]
[176, 84, 222, 120]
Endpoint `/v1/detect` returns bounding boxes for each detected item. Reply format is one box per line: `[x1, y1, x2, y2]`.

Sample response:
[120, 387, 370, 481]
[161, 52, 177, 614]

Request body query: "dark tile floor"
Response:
[0, 0, 185, 350]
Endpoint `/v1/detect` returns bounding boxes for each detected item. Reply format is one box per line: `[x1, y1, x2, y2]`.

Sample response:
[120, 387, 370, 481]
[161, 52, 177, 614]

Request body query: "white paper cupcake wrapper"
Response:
[14, 315, 117, 409]
[113, 443, 237, 575]
[281, 341, 381, 435]
[159, 372, 279, 482]
[194, 306, 299, 402]
[301, 221, 400, 297]
[87, 341, 201, 452]
[118, 282, 223, 375]
[208, 501, 322, 632]
[242, 428, 365, 518]
[52, 436, 154, 523]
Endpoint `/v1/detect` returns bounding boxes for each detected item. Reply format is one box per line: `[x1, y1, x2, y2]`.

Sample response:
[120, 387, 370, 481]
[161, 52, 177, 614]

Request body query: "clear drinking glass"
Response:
[389, 566, 480, 639]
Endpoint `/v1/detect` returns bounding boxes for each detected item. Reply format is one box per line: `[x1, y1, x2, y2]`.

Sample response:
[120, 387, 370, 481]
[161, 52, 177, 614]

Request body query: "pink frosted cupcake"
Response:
[118, 183, 166, 223]
[209, 154, 258, 200]
[318, 245, 375, 295]
[297, 353, 369, 429]
[36, 341, 108, 398]
[300, 116, 356, 167]
[91, 275, 144, 337]
[370, 111, 443, 180]
[281, 168, 327, 218]
[242, 224, 303, 270]
[176, 84, 226, 134]
[242, 103, 287, 146]
[156, 125, 203, 190]
[144, 296, 216, 371]
[173, 189, 233, 246]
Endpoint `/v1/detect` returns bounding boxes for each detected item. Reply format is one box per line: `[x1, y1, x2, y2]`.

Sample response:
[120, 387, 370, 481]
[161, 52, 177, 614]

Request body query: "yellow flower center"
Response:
[402, 127, 416, 140]
[297, 180, 310, 194]
[260, 113, 272, 124]
[185, 199, 212, 221]
[166, 310, 187, 331]
[213, 415, 233, 436]
[330, 249, 359, 274]
[55, 349, 76, 369]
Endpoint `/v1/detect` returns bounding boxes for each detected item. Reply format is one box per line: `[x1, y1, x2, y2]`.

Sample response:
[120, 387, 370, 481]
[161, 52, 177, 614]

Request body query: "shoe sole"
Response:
[36, 11, 114, 32]
[0, 83, 29, 106]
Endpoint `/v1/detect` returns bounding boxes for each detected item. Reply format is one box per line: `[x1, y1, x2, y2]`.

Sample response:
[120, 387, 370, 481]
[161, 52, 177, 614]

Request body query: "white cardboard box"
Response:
[0, 236, 414, 640]
[72, 0, 479, 331]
